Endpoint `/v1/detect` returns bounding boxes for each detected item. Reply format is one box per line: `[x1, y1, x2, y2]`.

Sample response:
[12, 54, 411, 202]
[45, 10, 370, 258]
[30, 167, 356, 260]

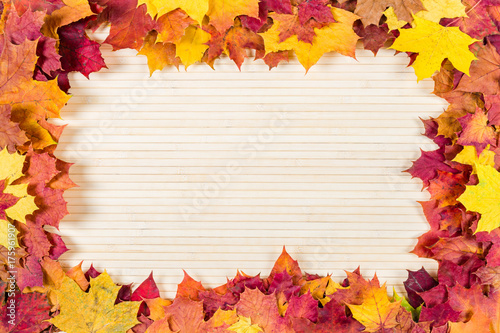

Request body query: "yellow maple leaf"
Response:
[0, 149, 37, 224]
[260, 7, 359, 72]
[458, 164, 500, 233]
[228, 316, 263, 333]
[207, 0, 259, 32]
[210, 309, 239, 327]
[175, 25, 211, 68]
[416, 0, 466, 23]
[0, 148, 25, 184]
[0, 220, 18, 250]
[138, 0, 209, 24]
[390, 16, 478, 80]
[347, 283, 401, 332]
[3, 184, 37, 223]
[301, 275, 346, 306]
[384, 7, 407, 31]
[384, 0, 466, 30]
[49, 272, 141, 333]
[453, 145, 496, 174]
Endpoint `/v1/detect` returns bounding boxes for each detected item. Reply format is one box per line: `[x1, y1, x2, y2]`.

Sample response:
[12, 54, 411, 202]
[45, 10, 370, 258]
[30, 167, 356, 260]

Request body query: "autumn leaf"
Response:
[49, 272, 141, 333]
[390, 16, 478, 80]
[58, 19, 106, 78]
[0, 290, 52, 333]
[270, 7, 323, 44]
[453, 145, 496, 173]
[458, 164, 500, 233]
[0, 106, 26, 153]
[228, 316, 264, 333]
[403, 267, 438, 308]
[138, 0, 209, 24]
[441, 0, 500, 39]
[346, 283, 401, 332]
[156, 8, 195, 44]
[456, 42, 500, 95]
[0, 149, 37, 224]
[260, 6, 359, 71]
[207, 0, 260, 32]
[457, 109, 496, 154]
[355, 0, 424, 26]
[138, 31, 180, 75]
[41, 0, 94, 39]
[175, 25, 211, 68]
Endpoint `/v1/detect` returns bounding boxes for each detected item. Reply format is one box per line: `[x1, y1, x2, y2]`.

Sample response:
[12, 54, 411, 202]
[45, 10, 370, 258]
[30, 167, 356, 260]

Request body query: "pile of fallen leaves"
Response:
[0, 0, 500, 331]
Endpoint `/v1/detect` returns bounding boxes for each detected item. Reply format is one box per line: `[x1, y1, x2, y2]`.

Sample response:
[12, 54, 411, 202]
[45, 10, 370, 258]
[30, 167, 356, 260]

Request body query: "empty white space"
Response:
[54, 31, 447, 298]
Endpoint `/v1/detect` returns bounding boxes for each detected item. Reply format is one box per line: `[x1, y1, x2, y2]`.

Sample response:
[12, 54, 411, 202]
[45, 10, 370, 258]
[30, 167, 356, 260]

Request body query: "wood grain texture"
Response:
[53, 32, 447, 298]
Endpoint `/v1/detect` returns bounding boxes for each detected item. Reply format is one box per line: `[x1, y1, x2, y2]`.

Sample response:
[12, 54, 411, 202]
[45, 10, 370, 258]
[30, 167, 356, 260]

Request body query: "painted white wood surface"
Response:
[53, 31, 448, 298]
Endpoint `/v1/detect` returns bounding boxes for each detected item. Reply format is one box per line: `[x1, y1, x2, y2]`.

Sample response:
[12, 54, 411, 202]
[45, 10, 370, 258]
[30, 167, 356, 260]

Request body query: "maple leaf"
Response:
[403, 267, 438, 308]
[162, 297, 205, 332]
[270, 7, 323, 44]
[390, 16, 478, 80]
[100, 0, 156, 51]
[0, 105, 28, 153]
[11, 0, 64, 16]
[458, 164, 500, 233]
[456, 42, 500, 95]
[263, 0, 293, 14]
[176, 271, 206, 301]
[207, 0, 260, 32]
[405, 147, 459, 188]
[267, 247, 303, 286]
[485, 95, 500, 126]
[346, 283, 401, 332]
[58, 19, 106, 78]
[156, 8, 195, 44]
[138, 0, 209, 24]
[4, 7, 62, 75]
[0, 290, 52, 332]
[138, 31, 180, 75]
[298, 0, 335, 25]
[224, 25, 265, 69]
[355, 0, 425, 26]
[441, 0, 499, 39]
[354, 22, 391, 56]
[416, 0, 467, 23]
[175, 25, 211, 68]
[428, 170, 467, 207]
[475, 266, 500, 289]
[457, 109, 496, 156]
[236, 288, 290, 332]
[260, 6, 359, 71]
[0, 149, 37, 224]
[300, 275, 345, 306]
[228, 316, 264, 332]
[41, 0, 94, 39]
[453, 146, 496, 174]
[49, 272, 141, 333]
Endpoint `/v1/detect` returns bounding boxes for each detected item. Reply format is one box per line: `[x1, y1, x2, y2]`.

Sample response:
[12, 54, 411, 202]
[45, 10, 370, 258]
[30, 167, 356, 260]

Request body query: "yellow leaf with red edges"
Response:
[260, 7, 359, 71]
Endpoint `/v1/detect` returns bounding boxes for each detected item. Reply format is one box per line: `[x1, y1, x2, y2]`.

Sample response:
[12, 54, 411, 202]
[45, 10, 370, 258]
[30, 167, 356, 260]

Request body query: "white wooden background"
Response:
[52, 30, 448, 298]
